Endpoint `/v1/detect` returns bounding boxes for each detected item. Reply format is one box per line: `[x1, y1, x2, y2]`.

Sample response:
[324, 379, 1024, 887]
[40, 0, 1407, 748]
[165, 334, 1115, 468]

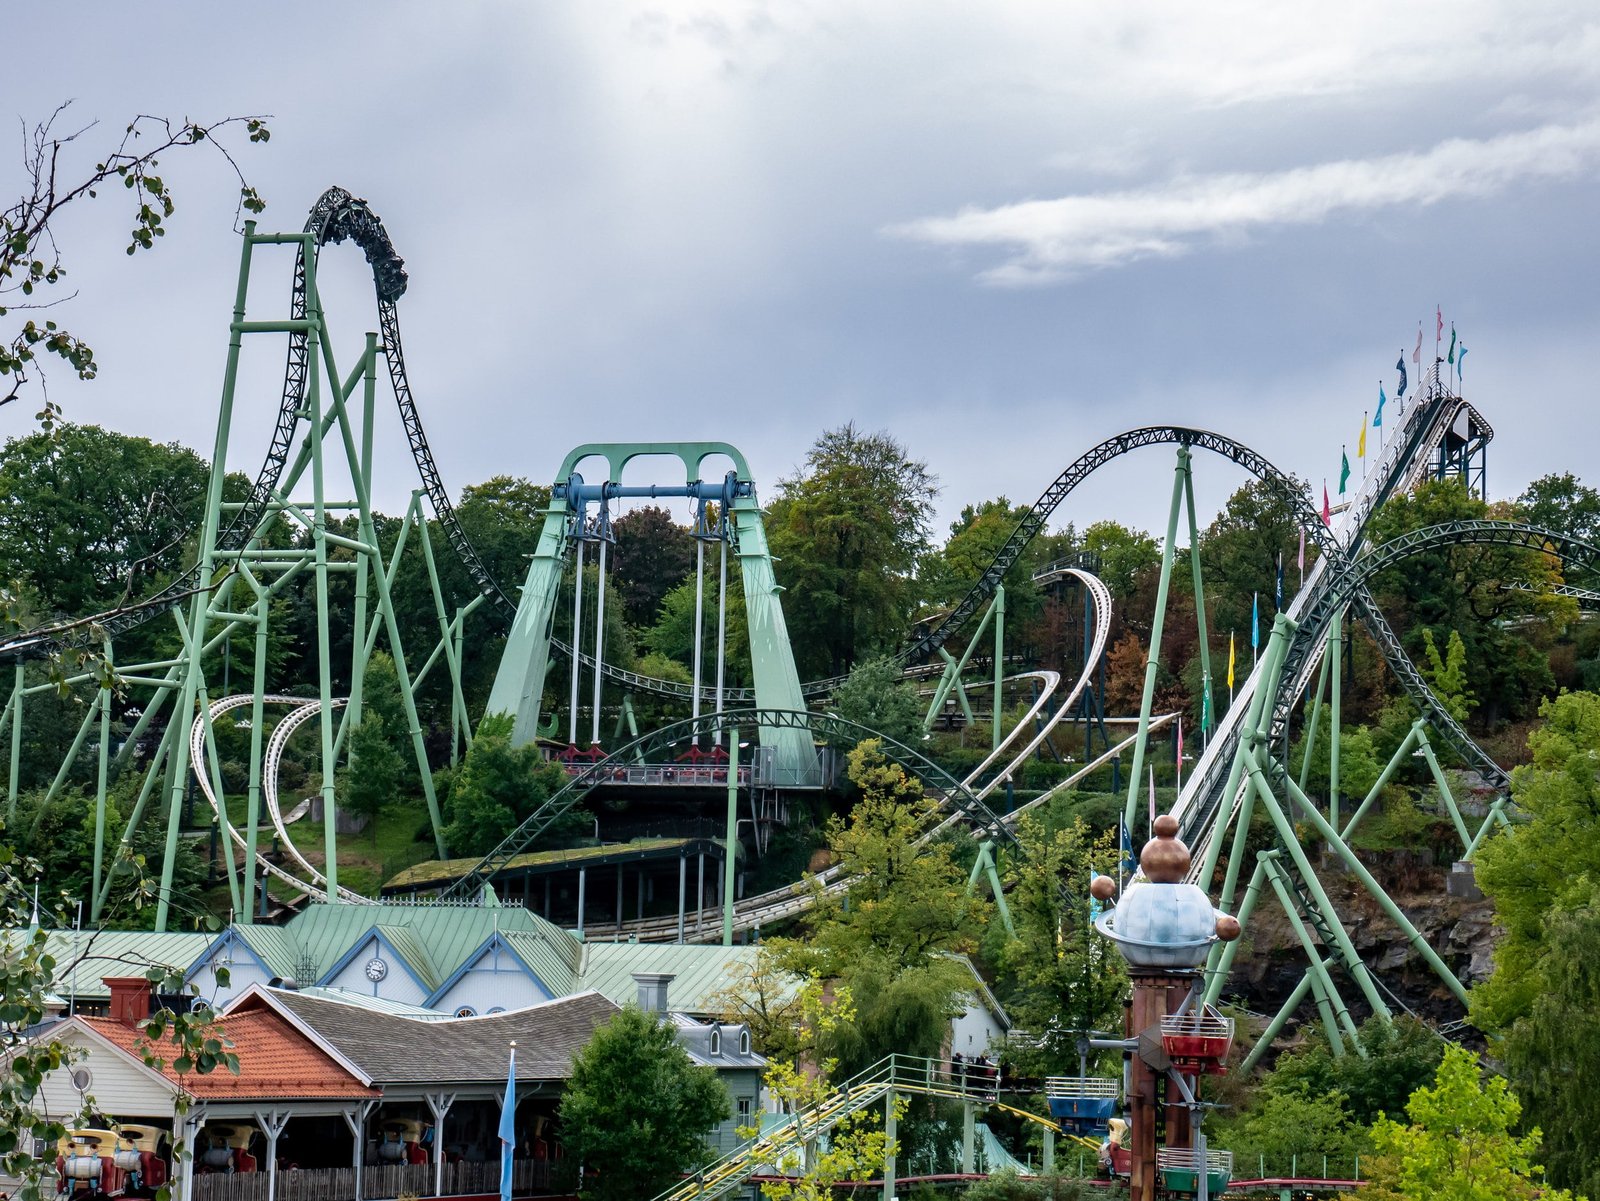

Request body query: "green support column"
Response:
[91, 640, 113, 911]
[1339, 720, 1424, 842]
[1183, 461, 1214, 746]
[1042, 1128, 1055, 1176]
[98, 714, 182, 921]
[883, 1088, 898, 1201]
[992, 583, 1005, 753]
[961, 1101, 976, 1173]
[1204, 856, 1268, 1006]
[1329, 608, 1344, 828]
[1262, 855, 1348, 1056]
[243, 573, 271, 922]
[344, 334, 380, 733]
[1242, 971, 1314, 1074]
[1124, 447, 1192, 833]
[723, 729, 739, 946]
[1417, 732, 1471, 850]
[7, 662, 21, 822]
[1297, 648, 1331, 795]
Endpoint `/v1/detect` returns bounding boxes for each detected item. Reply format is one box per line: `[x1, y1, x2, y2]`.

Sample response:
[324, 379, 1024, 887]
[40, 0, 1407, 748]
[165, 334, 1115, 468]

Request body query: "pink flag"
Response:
[1322, 482, 1332, 527]
[1436, 305, 1443, 344]
[1176, 717, 1184, 792]
[1412, 324, 1422, 367]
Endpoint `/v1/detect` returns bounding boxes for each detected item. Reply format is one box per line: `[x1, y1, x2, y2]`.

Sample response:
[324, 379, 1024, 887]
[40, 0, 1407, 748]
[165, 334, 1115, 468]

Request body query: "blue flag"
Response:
[1119, 817, 1136, 876]
[499, 1046, 517, 1201]
[1275, 553, 1283, 611]
[1458, 343, 1468, 380]
[1396, 352, 1407, 400]
[1251, 592, 1260, 649]
[1374, 384, 1386, 427]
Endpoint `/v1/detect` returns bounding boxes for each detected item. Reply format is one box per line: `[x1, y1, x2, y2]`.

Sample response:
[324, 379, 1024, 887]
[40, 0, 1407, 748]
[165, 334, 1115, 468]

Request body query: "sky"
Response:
[8, 1, 1599, 545]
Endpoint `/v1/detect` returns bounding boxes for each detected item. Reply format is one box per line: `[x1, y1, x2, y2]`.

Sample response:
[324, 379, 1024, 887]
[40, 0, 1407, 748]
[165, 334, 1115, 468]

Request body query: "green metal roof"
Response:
[575, 942, 782, 1016]
[498, 929, 580, 995]
[229, 924, 301, 977]
[12, 929, 217, 1000]
[382, 838, 721, 892]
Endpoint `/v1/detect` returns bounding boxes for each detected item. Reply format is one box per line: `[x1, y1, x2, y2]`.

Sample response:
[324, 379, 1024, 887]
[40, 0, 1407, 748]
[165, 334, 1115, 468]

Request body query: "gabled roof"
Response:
[497, 930, 579, 996]
[67, 1011, 378, 1100]
[8, 930, 216, 1001]
[186, 924, 301, 983]
[293, 987, 453, 1020]
[233, 987, 620, 1086]
[424, 930, 565, 1007]
[576, 942, 773, 1016]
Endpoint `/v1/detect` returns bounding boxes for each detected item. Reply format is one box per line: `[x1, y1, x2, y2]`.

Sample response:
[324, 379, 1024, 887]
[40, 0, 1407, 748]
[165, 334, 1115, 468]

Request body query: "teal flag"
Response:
[1339, 448, 1350, 495]
[1458, 343, 1468, 379]
[1374, 384, 1386, 426]
[1448, 324, 1457, 365]
[1251, 592, 1260, 649]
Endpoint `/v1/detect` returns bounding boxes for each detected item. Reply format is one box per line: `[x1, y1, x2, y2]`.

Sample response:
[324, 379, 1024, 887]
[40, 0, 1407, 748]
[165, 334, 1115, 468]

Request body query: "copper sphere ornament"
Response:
[1090, 874, 1117, 902]
[1215, 914, 1242, 942]
[1139, 815, 1192, 883]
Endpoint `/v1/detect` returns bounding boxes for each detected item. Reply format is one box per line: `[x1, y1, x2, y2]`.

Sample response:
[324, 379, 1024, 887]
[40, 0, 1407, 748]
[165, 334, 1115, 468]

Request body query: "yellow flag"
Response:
[1227, 631, 1236, 691]
[1358, 414, 1367, 459]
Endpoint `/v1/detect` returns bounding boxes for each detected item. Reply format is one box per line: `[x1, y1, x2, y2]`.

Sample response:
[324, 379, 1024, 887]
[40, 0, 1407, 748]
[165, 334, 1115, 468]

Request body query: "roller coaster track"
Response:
[655, 1054, 1099, 1201]
[186, 693, 372, 904]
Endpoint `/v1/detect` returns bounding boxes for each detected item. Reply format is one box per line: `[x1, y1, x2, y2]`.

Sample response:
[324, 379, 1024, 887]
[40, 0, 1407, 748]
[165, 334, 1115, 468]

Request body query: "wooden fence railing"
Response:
[189, 1158, 555, 1201]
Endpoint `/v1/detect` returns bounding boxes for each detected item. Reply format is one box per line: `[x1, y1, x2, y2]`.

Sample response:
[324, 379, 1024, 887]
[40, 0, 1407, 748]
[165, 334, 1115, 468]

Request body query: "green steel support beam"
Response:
[99, 694, 183, 921]
[1262, 854, 1350, 1057]
[1340, 721, 1425, 843]
[723, 729, 739, 946]
[922, 599, 998, 730]
[1417, 731, 1471, 851]
[1464, 799, 1507, 860]
[242, 568, 271, 922]
[1298, 648, 1332, 795]
[1183, 460, 1214, 746]
[7, 662, 21, 822]
[415, 488, 474, 760]
[1124, 447, 1191, 833]
[992, 583, 1005, 753]
[1262, 745, 1469, 1007]
[1205, 624, 1288, 907]
[91, 640, 113, 913]
[344, 333, 380, 734]
[1204, 856, 1268, 1006]
[40, 697, 100, 813]
[1242, 971, 1314, 1075]
[1329, 608, 1344, 829]
[196, 684, 243, 917]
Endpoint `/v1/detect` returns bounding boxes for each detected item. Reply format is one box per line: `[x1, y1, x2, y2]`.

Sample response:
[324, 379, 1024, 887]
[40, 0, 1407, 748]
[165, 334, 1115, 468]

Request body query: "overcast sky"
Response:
[10, 1, 1598, 544]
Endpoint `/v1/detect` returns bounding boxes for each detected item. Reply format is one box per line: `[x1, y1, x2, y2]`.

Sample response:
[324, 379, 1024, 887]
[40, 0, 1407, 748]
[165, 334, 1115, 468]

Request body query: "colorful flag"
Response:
[1375, 383, 1387, 426]
[1176, 716, 1184, 792]
[1395, 354, 1407, 401]
[1339, 448, 1350, 495]
[1119, 815, 1137, 875]
[1148, 765, 1157, 830]
[1200, 678, 1212, 735]
[1358, 416, 1367, 460]
[1227, 631, 1236, 692]
[1447, 323, 1456, 365]
[1298, 527, 1306, 580]
[1413, 324, 1423, 369]
[1275, 551, 1284, 610]
[1322, 482, 1332, 527]
[1436, 305, 1444, 344]
[499, 1044, 518, 1201]
[1251, 592, 1260, 649]
[1458, 342, 1468, 379]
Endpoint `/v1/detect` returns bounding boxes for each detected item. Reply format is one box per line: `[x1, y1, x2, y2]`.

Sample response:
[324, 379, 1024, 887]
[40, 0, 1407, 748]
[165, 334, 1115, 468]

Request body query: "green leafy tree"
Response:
[442, 714, 568, 856]
[992, 814, 1125, 1077]
[766, 424, 938, 677]
[1501, 904, 1600, 1197]
[1081, 520, 1159, 607]
[1471, 691, 1600, 1030]
[1198, 478, 1308, 636]
[1215, 1087, 1367, 1181]
[610, 506, 696, 630]
[343, 719, 404, 842]
[1262, 1016, 1444, 1128]
[1360, 1045, 1582, 1201]
[829, 657, 924, 747]
[1421, 628, 1478, 724]
[559, 1005, 730, 1201]
[1518, 472, 1600, 546]
[641, 568, 752, 686]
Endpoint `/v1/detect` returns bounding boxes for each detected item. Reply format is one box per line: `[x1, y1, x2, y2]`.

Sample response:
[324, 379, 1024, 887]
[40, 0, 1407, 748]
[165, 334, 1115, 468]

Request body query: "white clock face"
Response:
[364, 957, 389, 982]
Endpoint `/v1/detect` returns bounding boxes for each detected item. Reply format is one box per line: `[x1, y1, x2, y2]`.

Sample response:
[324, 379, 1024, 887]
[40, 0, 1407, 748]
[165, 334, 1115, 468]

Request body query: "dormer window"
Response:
[739, 1030, 750, 1056]
[709, 1028, 722, 1056]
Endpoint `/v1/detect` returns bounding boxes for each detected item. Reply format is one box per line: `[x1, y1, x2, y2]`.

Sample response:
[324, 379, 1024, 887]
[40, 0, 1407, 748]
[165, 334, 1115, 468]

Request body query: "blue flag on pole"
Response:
[499, 1045, 517, 1201]
[1374, 384, 1386, 428]
[1251, 592, 1260, 649]
[1275, 553, 1283, 610]
[1118, 816, 1137, 876]
[1396, 353, 1407, 400]
[1458, 343, 1468, 380]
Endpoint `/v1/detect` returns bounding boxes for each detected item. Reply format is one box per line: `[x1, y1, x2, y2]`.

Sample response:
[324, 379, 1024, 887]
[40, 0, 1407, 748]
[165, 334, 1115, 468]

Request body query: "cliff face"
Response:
[1224, 852, 1497, 1030]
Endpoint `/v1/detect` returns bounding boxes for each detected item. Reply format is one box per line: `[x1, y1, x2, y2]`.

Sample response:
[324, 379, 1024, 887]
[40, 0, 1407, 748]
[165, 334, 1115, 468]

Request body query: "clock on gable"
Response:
[364, 956, 389, 983]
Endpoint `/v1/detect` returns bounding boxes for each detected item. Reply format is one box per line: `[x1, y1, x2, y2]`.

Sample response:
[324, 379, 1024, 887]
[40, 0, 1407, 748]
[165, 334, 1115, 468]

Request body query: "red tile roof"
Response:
[82, 1011, 377, 1100]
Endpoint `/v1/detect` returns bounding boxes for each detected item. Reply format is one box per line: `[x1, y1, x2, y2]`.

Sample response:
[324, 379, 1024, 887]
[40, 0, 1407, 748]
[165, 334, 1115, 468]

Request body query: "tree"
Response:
[703, 949, 842, 1064]
[558, 1005, 730, 1201]
[343, 719, 404, 843]
[3, 827, 241, 1201]
[1081, 519, 1159, 607]
[829, 657, 924, 747]
[766, 424, 938, 677]
[1471, 691, 1600, 1031]
[610, 506, 696, 630]
[1518, 472, 1600, 547]
[991, 815, 1125, 1078]
[442, 714, 569, 856]
[2, 105, 269, 417]
[1199, 479, 1307, 636]
[1262, 1016, 1443, 1129]
[1501, 905, 1600, 1197]
[1360, 1045, 1581, 1201]
[1214, 1087, 1366, 1181]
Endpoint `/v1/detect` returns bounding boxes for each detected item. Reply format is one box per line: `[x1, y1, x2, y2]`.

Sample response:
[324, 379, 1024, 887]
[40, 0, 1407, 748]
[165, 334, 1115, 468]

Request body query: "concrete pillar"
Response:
[677, 854, 687, 943]
[577, 867, 587, 935]
[961, 1102, 976, 1173]
[1042, 1127, 1055, 1176]
[882, 1089, 897, 1201]
[615, 865, 624, 931]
